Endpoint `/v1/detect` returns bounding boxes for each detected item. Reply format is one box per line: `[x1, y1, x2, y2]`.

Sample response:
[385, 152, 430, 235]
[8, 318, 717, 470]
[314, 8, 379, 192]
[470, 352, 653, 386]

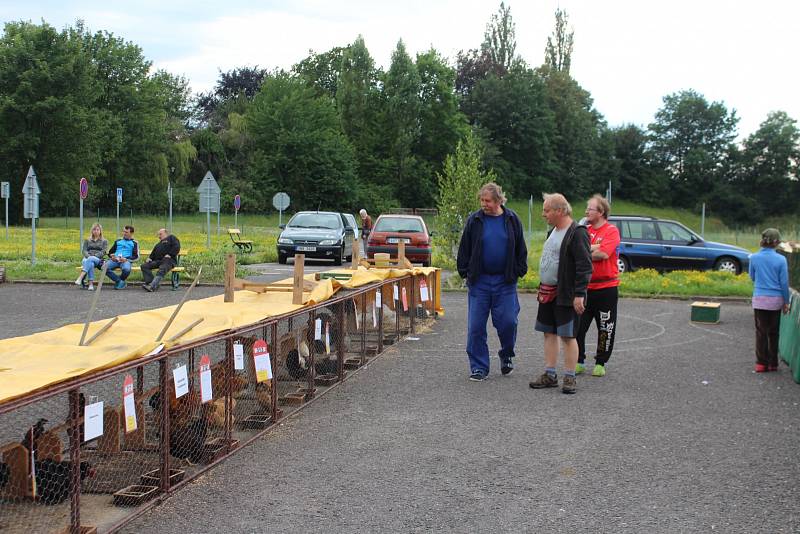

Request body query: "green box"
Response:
[691, 301, 721, 323]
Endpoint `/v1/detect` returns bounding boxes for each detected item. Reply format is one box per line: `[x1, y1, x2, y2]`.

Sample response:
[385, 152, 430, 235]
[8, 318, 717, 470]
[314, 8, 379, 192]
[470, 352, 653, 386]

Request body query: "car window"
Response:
[287, 213, 342, 229]
[374, 217, 425, 233]
[658, 222, 694, 242]
[343, 214, 356, 229]
[624, 221, 659, 240]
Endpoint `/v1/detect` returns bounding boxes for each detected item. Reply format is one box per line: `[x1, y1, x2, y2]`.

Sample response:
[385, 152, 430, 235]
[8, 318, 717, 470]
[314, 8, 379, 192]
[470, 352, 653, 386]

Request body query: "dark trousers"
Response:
[466, 274, 519, 374]
[577, 286, 619, 365]
[754, 308, 781, 367]
[141, 257, 176, 285]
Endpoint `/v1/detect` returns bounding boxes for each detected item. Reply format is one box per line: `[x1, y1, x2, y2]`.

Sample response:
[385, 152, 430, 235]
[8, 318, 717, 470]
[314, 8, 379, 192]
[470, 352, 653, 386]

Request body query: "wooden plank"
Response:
[293, 254, 305, 305]
[224, 253, 236, 302]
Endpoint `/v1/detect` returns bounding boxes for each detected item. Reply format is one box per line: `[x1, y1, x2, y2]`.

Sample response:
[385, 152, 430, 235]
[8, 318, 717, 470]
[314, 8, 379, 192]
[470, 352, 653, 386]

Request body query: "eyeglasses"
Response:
[585, 207, 601, 212]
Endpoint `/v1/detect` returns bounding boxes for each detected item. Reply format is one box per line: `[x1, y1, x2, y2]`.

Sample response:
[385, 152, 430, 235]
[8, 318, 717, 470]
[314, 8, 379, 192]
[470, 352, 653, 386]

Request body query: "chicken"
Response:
[149, 389, 210, 464]
[34, 460, 94, 505]
[20, 418, 48, 455]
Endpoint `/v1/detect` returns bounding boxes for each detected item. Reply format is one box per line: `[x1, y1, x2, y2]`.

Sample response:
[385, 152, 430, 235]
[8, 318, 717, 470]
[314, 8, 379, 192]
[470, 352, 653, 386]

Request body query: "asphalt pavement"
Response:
[2, 283, 798, 533]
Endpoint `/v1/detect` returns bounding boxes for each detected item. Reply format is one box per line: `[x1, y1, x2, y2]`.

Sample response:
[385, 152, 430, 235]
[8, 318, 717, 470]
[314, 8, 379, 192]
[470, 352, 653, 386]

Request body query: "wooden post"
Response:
[156, 267, 203, 342]
[293, 254, 305, 305]
[398, 241, 406, 264]
[224, 253, 236, 303]
[79, 261, 110, 346]
[351, 238, 360, 270]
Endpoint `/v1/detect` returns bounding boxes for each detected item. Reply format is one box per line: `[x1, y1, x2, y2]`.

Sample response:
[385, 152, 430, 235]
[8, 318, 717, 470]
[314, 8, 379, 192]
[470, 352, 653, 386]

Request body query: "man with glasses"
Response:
[576, 195, 621, 377]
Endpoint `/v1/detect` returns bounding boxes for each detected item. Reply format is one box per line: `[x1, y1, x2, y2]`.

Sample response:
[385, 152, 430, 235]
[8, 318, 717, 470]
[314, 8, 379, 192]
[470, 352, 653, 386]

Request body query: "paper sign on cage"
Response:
[420, 279, 429, 302]
[233, 342, 245, 370]
[122, 374, 137, 433]
[253, 339, 272, 382]
[315, 318, 322, 340]
[173, 365, 189, 398]
[375, 290, 382, 308]
[372, 302, 377, 327]
[353, 299, 360, 330]
[84, 401, 104, 442]
[199, 354, 213, 403]
[393, 284, 399, 301]
[401, 287, 409, 312]
[325, 322, 330, 354]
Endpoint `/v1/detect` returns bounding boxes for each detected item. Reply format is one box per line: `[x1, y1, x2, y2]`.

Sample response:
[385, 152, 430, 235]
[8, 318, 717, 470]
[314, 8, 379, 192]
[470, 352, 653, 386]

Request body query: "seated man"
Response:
[141, 228, 181, 292]
[106, 225, 139, 290]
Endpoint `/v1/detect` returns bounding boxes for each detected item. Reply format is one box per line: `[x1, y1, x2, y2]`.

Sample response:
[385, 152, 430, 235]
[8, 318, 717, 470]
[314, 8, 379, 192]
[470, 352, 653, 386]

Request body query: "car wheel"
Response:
[333, 246, 344, 266]
[617, 256, 630, 273]
[278, 253, 287, 265]
[714, 256, 740, 274]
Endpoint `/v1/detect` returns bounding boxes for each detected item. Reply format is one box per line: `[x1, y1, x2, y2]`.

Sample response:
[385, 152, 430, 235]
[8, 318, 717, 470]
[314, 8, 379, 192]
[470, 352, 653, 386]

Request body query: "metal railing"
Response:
[0, 272, 438, 534]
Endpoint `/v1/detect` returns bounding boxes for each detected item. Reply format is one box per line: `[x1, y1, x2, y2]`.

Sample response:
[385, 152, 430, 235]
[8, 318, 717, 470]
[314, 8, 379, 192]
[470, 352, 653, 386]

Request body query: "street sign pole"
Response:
[206, 180, 211, 249]
[23, 167, 40, 265]
[1, 182, 9, 239]
[79, 177, 88, 252]
[116, 187, 122, 236]
[216, 191, 220, 236]
[167, 182, 173, 232]
[79, 196, 83, 251]
[4, 196, 7, 239]
[234, 195, 241, 229]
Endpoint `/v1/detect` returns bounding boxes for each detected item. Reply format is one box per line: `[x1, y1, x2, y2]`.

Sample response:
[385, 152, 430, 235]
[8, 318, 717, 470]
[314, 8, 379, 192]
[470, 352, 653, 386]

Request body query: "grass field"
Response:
[1, 200, 795, 294]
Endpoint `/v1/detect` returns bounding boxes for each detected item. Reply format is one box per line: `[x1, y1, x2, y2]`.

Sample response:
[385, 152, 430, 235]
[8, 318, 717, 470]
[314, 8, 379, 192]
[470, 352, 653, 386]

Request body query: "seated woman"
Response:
[75, 223, 108, 291]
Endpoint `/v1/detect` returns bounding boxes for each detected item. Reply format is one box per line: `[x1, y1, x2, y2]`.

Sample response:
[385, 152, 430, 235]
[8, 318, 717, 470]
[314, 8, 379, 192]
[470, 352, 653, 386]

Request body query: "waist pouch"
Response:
[537, 283, 557, 304]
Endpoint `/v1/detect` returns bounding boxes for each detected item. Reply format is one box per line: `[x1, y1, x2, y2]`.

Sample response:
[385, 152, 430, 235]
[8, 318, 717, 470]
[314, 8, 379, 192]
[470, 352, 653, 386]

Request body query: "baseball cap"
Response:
[761, 228, 781, 243]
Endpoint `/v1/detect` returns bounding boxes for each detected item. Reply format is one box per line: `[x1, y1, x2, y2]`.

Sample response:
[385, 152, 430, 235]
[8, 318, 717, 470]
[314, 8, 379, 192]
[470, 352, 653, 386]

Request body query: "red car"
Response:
[366, 214, 432, 266]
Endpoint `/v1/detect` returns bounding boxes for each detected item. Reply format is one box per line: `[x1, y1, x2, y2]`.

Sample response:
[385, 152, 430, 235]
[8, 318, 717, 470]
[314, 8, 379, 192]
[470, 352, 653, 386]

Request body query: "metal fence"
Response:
[0, 273, 438, 534]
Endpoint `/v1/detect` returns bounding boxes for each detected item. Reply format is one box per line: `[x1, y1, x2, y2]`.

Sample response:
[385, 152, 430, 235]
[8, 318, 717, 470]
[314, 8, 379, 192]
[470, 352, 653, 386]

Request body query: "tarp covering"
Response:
[0, 266, 441, 405]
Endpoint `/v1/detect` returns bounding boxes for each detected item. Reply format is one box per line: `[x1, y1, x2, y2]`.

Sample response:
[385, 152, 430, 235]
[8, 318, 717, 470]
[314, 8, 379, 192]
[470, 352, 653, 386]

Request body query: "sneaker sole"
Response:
[529, 382, 558, 389]
[501, 368, 513, 376]
[562, 388, 577, 394]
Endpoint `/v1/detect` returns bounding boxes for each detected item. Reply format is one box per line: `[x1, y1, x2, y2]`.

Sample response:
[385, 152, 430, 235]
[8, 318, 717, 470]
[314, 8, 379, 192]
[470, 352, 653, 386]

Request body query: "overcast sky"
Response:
[3, 0, 798, 139]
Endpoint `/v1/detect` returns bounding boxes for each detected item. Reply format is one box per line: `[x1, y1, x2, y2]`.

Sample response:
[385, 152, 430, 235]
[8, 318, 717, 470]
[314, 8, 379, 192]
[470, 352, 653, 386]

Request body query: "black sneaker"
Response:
[469, 371, 488, 382]
[501, 358, 514, 376]
[143, 284, 154, 292]
[529, 373, 558, 389]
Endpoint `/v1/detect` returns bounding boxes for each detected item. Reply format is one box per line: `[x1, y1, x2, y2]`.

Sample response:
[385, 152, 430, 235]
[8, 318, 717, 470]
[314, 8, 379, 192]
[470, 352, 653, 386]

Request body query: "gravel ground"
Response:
[2, 284, 799, 533]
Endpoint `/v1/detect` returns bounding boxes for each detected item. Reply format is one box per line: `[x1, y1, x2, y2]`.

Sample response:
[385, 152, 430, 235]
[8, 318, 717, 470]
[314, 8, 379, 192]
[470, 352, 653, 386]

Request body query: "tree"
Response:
[647, 89, 739, 206]
[195, 66, 267, 128]
[544, 8, 574, 74]
[381, 40, 422, 206]
[609, 124, 669, 204]
[246, 73, 358, 211]
[294, 47, 346, 100]
[483, 2, 517, 73]
[436, 131, 497, 262]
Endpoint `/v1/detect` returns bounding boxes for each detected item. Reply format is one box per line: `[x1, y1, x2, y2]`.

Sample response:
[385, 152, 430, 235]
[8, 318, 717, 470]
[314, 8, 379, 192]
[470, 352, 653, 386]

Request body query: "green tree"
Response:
[294, 48, 346, 100]
[610, 124, 669, 204]
[544, 8, 574, 74]
[483, 2, 517, 72]
[647, 89, 739, 206]
[246, 73, 358, 211]
[381, 40, 422, 206]
[436, 131, 497, 262]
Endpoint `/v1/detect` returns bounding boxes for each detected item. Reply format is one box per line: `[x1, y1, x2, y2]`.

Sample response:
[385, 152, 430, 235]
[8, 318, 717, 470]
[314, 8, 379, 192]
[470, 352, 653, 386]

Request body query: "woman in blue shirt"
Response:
[748, 228, 791, 372]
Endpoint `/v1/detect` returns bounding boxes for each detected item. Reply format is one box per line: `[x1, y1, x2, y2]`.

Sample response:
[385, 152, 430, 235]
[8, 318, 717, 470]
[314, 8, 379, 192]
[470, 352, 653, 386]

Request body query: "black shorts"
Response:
[535, 300, 580, 338]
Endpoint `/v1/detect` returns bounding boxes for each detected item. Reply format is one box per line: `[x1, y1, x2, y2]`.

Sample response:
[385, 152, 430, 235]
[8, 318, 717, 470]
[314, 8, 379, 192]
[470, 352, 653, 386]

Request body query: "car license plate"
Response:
[387, 238, 410, 244]
[296, 246, 316, 252]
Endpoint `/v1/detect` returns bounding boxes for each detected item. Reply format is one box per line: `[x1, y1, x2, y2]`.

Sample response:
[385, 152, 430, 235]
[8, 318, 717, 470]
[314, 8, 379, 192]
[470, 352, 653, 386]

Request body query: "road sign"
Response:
[1, 182, 9, 199]
[234, 194, 241, 211]
[80, 177, 89, 199]
[197, 171, 221, 213]
[23, 166, 41, 219]
[272, 192, 290, 211]
[116, 187, 123, 203]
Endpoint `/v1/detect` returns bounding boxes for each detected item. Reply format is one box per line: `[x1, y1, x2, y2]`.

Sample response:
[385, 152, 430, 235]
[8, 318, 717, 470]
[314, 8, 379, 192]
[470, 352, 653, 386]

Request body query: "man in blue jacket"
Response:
[105, 225, 139, 290]
[457, 182, 528, 381]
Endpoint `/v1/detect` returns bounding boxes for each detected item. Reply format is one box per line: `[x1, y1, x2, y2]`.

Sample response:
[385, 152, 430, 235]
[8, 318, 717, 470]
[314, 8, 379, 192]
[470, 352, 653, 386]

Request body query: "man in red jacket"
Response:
[576, 195, 620, 377]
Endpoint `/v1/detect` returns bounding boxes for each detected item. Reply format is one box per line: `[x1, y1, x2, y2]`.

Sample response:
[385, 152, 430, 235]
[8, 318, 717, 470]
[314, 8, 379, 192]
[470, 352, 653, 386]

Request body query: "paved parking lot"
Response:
[2, 284, 799, 533]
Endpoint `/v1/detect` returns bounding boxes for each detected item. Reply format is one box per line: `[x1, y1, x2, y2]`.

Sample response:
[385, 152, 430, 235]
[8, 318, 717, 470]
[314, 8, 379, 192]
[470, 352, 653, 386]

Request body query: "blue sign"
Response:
[116, 187, 123, 203]
[234, 194, 241, 211]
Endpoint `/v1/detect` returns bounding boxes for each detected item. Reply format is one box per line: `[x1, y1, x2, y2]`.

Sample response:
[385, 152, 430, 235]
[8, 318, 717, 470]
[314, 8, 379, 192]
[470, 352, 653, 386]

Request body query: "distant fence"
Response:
[384, 208, 438, 216]
[0, 273, 438, 533]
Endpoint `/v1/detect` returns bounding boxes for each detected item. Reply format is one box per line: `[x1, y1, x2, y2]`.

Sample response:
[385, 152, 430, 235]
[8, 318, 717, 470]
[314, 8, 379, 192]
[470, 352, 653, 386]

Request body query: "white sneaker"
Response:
[87, 284, 95, 291]
[75, 275, 84, 286]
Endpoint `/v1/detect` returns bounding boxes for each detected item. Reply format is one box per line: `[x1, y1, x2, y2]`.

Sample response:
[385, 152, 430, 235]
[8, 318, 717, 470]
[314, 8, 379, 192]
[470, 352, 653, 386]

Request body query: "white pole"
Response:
[31, 214, 36, 266]
[168, 182, 173, 233]
[235, 209, 238, 229]
[701, 203, 706, 238]
[116, 195, 120, 236]
[217, 193, 220, 236]
[206, 180, 211, 249]
[528, 195, 532, 234]
[4, 197, 7, 239]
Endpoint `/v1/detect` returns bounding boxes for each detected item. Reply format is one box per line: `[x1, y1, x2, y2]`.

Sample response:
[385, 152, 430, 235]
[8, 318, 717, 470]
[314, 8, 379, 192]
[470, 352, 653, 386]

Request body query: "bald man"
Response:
[141, 228, 181, 292]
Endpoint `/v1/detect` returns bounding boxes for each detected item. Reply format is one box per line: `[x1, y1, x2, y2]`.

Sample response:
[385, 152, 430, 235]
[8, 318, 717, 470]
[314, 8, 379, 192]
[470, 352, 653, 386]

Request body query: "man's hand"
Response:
[590, 243, 600, 252]
[573, 296, 585, 314]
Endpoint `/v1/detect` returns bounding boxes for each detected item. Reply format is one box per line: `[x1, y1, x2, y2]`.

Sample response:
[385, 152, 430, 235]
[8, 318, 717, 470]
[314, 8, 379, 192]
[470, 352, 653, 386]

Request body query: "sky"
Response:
[2, 0, 799, 139]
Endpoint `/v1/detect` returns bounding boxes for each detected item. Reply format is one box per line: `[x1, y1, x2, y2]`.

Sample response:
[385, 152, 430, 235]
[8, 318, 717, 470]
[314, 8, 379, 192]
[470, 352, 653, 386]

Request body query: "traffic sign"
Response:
[1, 182, 9, 199]
[272, 192, 290, 211]
[197, 171, 221, 213]
[234, 194, 241, 211]
[80, 177, 88, 199]
[116, 187, 123, 203]
[23, 166, 41, 219]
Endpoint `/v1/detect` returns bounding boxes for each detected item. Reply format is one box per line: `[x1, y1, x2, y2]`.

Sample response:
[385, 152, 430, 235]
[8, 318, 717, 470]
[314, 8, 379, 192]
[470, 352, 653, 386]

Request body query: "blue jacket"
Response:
[749, 248, 789, 304]
[108, 238, 139, 261]
[456, 206, 528, 285]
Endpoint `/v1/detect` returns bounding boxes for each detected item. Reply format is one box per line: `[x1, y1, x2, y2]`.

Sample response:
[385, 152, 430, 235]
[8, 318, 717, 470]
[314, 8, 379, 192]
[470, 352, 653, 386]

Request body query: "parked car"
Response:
[604, 215, 750, 274]
[342, 213, 358, 242]
[366, 214, 432, 266]
[276, 211, 355, 265]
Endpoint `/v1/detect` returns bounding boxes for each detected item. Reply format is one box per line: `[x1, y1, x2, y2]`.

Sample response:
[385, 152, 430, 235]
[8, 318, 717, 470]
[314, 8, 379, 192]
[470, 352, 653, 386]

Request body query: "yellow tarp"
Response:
[0, 266, 441, 405]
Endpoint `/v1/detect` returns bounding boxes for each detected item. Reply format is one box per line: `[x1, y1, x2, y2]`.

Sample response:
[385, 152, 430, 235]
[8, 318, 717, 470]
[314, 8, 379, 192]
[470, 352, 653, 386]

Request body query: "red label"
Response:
[253, 339, 269, 356]
[199, 354, 211, 372]
[123, 374, 133, 396]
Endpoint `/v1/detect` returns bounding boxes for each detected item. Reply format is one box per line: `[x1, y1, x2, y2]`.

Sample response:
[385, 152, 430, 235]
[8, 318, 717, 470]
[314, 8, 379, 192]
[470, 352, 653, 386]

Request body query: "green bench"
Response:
[77, 249, 189, 290]
[228, 228, 253, 253]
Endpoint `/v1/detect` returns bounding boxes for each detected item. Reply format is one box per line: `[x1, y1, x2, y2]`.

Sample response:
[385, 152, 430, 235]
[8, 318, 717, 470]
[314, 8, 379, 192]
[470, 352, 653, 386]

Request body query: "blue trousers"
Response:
[81, 256, 102, 281]
[105, 260, 131, 282]
[467, 274, 520, 374]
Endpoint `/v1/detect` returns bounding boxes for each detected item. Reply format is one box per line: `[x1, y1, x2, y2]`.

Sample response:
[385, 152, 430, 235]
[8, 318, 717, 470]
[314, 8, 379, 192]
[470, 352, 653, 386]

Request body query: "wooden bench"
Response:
[228, 228, 253, 253]
[77, 249, 189, 290]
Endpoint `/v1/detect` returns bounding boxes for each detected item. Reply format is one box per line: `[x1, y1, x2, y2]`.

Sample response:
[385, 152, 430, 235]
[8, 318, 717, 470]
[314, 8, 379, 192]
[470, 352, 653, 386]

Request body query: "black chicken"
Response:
[149, 391, 209, 464]
[20, 418, 48, 454]
[0, 462, 9, 489]
[34, 460, 94, 504]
